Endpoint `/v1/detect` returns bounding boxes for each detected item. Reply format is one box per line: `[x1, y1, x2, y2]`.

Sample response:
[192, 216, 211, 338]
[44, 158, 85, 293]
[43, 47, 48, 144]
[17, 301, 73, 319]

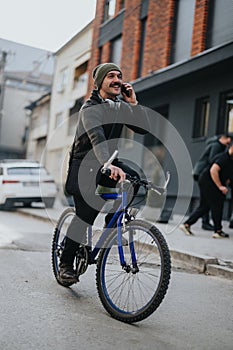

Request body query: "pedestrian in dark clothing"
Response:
[192, 134, 231, 230]
[180, 143, 233, 238]
[59, 62, 150, 282]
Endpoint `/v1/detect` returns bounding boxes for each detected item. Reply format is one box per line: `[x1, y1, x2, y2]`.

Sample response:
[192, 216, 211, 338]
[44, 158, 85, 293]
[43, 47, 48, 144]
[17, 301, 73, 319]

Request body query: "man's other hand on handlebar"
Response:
[103, 164, 126, 182]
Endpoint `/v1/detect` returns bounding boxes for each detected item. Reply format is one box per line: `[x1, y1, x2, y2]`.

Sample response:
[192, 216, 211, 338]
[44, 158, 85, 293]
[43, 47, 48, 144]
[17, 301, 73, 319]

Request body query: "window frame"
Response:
[104, 0, 116, 22]
[192, 96, 210, 139]
[110, 35, 122, 66]
[137, 17, 147, 78]
[217, 90, 233, 134]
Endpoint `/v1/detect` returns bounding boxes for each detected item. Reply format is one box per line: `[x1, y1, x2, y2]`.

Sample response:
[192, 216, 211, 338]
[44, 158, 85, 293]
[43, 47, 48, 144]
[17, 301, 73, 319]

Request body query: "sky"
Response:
[0, 0, 97, 52]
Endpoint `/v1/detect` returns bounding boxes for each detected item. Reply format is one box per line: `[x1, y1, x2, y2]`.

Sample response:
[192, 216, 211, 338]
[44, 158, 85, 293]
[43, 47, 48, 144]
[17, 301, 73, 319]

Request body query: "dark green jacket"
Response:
[192, 137, 227, 180]
[72, 89, 149, 165]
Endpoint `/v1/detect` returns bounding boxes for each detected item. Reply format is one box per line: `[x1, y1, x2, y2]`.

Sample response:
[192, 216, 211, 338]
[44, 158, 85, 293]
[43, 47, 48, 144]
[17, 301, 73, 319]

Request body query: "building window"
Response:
[110, 36, 122, 66]
[73, 61, 88, 91]
[68, 98, 83, 136]
[206, 0, 233, 49]
[56, 67, 68, 93]
[120, 0, 125, 10]
[137, 17, 147, 78]
[142, 105, 169, 177]
[35, 137, 46, 163]
[170, 0, 195, 64]
[55, 112, 63, 129]
[144, 105, 169, 148]
[104, 0, 116, 22]
[31, 114, 38, 130]
[217, 90, 233, 134]
[192, 97, 210, 139]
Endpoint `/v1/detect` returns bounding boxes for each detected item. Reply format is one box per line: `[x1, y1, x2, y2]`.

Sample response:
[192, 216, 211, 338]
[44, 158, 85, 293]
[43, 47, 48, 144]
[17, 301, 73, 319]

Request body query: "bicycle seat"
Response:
[95, 185, 119, 195]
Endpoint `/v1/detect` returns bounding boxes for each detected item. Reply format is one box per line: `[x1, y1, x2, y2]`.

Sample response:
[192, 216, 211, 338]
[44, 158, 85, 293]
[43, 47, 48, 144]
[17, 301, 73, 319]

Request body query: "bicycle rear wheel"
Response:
[96, 219, 171, 323]
[51, 207, 76, 287]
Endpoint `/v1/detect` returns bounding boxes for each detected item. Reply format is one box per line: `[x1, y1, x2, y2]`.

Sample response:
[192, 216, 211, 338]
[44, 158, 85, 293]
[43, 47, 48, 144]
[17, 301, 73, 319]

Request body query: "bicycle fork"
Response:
[118, 190, 139, 274]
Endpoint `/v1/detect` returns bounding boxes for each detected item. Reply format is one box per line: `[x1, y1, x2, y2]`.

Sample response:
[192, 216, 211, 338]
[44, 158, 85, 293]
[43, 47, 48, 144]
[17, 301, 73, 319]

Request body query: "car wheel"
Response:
[1, 200, 14, 211]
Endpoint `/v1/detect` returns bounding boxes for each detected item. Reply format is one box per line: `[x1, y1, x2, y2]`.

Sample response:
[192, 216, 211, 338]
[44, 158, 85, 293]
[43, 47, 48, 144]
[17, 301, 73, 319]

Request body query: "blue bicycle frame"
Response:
[87, 185, 136, 269]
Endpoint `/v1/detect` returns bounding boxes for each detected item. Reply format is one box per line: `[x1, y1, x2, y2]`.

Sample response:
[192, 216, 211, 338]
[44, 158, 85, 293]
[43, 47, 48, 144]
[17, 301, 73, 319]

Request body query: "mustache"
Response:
[109, 83, 121, 87]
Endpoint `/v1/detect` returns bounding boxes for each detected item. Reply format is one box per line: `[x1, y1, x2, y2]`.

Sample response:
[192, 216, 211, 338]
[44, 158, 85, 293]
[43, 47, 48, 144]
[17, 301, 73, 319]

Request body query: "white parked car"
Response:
[0, 160, 57, 210]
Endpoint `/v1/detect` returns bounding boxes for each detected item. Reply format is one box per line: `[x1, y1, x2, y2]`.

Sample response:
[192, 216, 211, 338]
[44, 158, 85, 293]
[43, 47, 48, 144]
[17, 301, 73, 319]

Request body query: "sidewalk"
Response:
[14, 200, 233, 280]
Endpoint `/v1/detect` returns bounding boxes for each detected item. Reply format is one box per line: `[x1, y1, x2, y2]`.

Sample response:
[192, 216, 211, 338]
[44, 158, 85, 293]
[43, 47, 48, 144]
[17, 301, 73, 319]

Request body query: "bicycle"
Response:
[51, 151, 171, 323]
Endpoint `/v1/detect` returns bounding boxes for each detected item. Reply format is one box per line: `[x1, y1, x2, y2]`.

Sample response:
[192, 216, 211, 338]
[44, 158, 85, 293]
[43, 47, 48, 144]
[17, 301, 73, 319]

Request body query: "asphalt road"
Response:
[0, 211, 232, 350]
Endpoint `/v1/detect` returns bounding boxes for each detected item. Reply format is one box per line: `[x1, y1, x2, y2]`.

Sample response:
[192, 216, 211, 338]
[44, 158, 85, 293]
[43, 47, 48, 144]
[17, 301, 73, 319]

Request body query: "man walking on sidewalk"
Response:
[192, 134, 231, 230]
[180, 142, 233, 238]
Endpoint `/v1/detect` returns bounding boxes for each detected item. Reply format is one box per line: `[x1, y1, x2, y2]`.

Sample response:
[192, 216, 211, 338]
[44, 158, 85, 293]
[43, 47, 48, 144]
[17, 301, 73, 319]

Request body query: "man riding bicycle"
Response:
[60, 62, 150, 282]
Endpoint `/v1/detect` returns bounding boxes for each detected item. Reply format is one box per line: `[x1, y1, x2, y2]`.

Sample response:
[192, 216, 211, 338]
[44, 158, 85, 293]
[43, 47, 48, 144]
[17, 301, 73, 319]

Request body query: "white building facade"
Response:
[25, 92, 51, 164]
[45, 22, 93, 195]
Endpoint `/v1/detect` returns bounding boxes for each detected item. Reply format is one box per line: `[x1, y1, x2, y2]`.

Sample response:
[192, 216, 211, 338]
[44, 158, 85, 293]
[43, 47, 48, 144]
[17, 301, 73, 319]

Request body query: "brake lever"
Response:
[149, 171, 170, 196]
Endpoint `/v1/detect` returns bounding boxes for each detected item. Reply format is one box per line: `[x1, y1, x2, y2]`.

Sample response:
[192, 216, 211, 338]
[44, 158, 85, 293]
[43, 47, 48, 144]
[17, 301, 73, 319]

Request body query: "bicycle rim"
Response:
[51, 207, 76, 287]
[96, 220, 171, 323]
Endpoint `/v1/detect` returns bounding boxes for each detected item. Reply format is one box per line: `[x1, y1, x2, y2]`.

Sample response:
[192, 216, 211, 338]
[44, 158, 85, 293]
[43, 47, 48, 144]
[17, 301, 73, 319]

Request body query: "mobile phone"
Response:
[121, 84, 131, 97]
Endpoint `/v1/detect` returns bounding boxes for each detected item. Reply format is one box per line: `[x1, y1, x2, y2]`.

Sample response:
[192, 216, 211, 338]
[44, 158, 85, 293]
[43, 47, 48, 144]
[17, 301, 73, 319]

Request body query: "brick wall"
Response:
[121, 0, 176, 78]
[121, 0, 142, 81]
[86, 0, 210, 96]
[191, 0, 209, 56]
[142, 0, 175, 75]
[115, 0, 124, 15]
[101, 42, 111, 62]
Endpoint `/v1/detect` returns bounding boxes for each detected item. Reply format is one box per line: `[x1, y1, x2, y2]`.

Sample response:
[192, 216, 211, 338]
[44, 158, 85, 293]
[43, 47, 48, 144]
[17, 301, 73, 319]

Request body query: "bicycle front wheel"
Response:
[51, 207, 76, 287]
[96, 219, 171, 323]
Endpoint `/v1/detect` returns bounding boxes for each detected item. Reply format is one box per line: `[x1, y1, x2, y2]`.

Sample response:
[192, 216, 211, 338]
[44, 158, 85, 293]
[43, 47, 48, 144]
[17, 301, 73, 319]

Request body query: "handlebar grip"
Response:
[101, 168, 132, 182]
[101, 168, 111, 177]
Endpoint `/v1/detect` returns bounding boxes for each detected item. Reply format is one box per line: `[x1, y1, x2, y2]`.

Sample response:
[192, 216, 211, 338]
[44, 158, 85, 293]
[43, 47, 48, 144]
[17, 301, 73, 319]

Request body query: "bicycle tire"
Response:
[96, 219, 171, 323]
[51, 207, 76, 287]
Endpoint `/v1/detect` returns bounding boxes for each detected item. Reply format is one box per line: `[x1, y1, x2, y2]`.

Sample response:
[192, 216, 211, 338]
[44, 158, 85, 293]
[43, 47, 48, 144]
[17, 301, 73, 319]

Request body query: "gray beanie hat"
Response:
[92, 63, 122, 89]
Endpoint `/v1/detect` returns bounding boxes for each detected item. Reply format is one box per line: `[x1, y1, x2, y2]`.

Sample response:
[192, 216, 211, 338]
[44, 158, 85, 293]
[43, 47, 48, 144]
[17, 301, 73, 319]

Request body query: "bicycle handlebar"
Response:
[103, 150, 119, 169]
[101, 151, 170, 196]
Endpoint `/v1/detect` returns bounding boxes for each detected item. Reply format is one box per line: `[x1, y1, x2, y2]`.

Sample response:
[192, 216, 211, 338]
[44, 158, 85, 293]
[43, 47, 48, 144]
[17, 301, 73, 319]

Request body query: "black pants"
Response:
[185, 177, 225, 232]
[60, 160, 140, 265]
[194, 178, 211, 225]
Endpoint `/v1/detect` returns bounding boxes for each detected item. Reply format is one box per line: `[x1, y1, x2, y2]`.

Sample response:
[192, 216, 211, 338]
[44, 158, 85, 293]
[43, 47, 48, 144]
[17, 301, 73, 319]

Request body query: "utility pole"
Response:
[0, 50, 7, 144]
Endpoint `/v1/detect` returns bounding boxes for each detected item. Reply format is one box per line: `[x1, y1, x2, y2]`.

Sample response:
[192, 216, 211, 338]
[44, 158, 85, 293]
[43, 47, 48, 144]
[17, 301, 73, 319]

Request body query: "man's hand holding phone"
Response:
[121, 83, 138, 105]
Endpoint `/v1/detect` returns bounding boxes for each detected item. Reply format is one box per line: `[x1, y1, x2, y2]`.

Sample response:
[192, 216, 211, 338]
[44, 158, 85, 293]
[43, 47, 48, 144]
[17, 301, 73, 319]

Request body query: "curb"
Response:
[170, 249, 218, 273]
[206, 264, 233, 280]
[170, 249, 233, 280]
[16, 208, 233, 280]
[17, 208, 58, 224]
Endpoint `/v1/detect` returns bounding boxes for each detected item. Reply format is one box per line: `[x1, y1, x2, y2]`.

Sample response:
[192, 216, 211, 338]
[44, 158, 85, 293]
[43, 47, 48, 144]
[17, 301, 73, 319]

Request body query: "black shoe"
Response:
[212, 231, 229, 239]
[59, 264, 79, 282]
[202, 223, 214, 231]
[229, 221, 233, 229]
